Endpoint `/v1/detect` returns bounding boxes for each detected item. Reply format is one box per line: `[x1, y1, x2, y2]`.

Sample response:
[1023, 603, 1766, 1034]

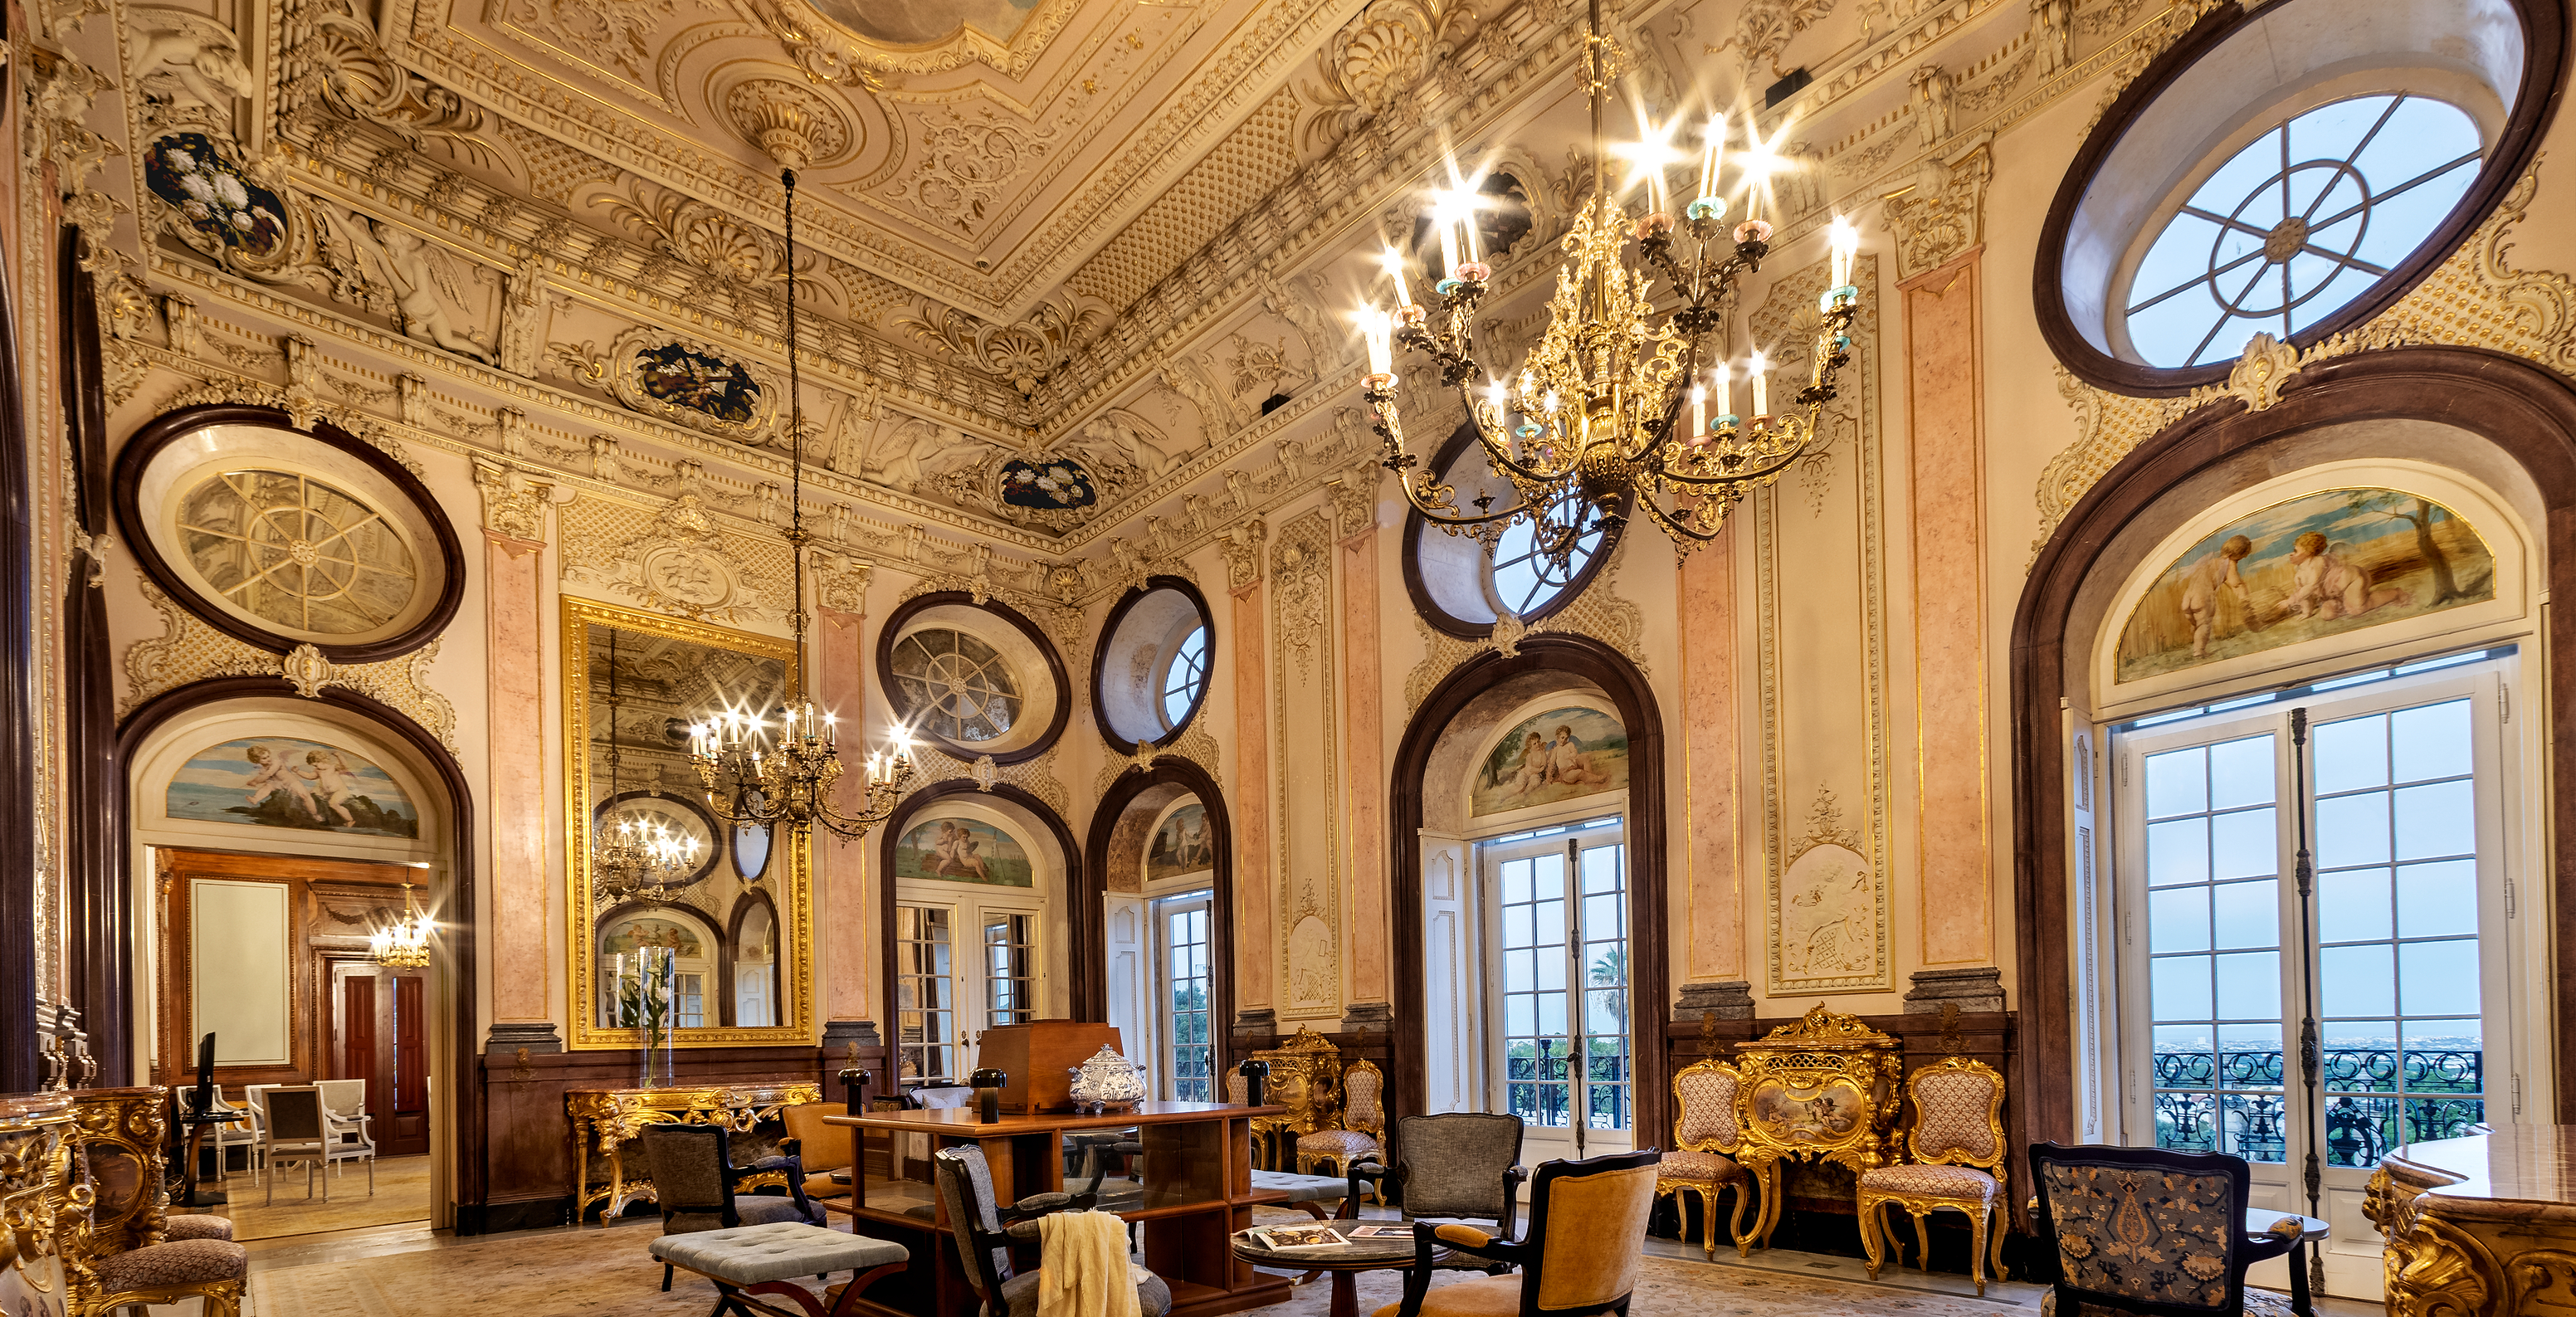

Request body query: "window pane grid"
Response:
[2143, 733, 2287, 1163]
[1158, 899, 1213, 1101]
[1497, 853, 1570, 1127]
[983, 913, 1037, 1030]
[896, 905, 956, 1085]
[2313, 700, 2484, 1168]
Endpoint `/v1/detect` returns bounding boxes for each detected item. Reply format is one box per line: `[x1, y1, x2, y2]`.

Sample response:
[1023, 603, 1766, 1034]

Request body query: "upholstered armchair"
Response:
[60, 1086, 247, 1317]
[1296, 1057, 1386, 1193]
[1656, 1058, 1754, 1259]
[930, 1145, 1173, 1317]
[781, 1100, 856, 1203]
[638, 1124, 825, 1292]
[2028, 1142, 2303, 1317]
[1349, 1112, 1528, 1259]
[1376, 1149, 1661, 1317]
[1857, 1056, 2009, 1294]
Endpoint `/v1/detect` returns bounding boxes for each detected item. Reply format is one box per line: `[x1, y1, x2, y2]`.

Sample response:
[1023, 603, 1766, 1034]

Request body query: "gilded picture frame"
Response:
[562, 598, 814, 1049]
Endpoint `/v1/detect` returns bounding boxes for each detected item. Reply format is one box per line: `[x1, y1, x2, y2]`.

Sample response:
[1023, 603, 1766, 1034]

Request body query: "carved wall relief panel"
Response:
[1753, 255, 1894, 995]
[1270, 509, 1340, 1019]
[558, 490, 791, 625]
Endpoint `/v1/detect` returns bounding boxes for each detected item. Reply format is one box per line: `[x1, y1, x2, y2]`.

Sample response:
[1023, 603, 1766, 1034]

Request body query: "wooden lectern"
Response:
[974, 1020, 1123, 1114]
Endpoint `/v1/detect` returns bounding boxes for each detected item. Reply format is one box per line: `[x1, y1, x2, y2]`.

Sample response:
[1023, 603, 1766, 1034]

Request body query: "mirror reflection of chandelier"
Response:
[687, 168, 915, 841]
[368, 880, 432, 969]
[593, 627, 700, 903]
[1360, 0, 1863, 558]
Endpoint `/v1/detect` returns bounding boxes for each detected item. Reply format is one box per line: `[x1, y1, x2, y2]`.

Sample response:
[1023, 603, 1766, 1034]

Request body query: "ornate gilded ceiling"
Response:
[49, 0, 2182, 565]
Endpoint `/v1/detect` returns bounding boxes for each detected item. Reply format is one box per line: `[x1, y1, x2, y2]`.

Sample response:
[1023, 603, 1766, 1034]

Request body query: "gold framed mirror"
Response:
[564, 598, 813, 1048]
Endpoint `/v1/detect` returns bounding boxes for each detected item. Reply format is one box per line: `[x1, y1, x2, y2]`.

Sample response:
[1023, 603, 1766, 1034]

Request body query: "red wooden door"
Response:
[390, 973, 427, 1154]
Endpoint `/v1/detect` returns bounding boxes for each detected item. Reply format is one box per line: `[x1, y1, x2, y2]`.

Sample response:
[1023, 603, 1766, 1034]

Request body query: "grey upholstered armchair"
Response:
[2027, 1143, 2305, 1316]
[1348, 1113, 1529, 1254]
[638, 1124, 825, 1292]
[930, 1145, 1172, 1317]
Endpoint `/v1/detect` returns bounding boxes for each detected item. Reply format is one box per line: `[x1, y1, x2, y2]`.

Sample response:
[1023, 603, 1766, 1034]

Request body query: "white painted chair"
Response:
[315, 1078, 378, 1193]
[188, 1085, 262, 1186]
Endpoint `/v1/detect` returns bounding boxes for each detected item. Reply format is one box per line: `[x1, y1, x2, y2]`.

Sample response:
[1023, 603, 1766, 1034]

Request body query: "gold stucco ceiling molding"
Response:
[2031, 165, 2576, 563]
[122, 582, 461, 749]
[743, 0, 1086, 81]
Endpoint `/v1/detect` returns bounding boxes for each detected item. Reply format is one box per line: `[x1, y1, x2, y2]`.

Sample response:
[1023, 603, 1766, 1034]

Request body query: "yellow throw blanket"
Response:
[1036, 1211, 1141, 1317]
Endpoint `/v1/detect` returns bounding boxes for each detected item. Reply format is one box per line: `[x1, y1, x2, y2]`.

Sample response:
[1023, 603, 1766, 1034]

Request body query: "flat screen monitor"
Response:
[190, 1032, 216, 1116]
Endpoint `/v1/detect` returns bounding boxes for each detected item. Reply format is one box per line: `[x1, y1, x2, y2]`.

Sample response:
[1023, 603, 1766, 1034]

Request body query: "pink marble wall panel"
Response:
[485, 532, 550, 1024]
[818, 606, 871, 1022]
[1903, 249, 1993, 967]
[1680, 529, 1744, 980]
[1339, 525, 1388, 1007]
[1230, 581, 1274, 1011]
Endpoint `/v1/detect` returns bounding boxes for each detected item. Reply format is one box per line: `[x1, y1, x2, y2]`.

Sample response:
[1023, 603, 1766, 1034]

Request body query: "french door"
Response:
[2116, 660, 2514, 1297]
[1480, 817, 1632, 1161]
[1154, 891, 1215, 1100]
[894, 890, 1044, 1086]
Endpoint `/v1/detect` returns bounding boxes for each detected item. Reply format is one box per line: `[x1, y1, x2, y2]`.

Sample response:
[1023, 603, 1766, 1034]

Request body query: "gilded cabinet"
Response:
[1730, 1007, 1904, 1250]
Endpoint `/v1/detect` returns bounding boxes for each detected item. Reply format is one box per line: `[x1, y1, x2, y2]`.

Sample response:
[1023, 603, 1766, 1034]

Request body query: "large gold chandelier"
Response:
[687, 168, 915, 841]
[1361, 0, 1861, 557]
[593, 626, 700, 903]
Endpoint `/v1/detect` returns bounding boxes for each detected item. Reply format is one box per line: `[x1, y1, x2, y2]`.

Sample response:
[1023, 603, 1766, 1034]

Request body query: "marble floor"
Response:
[172, 1202, 2388, 1317]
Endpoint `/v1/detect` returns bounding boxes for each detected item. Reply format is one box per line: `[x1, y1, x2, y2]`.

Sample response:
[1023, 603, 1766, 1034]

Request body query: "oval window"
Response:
[889, 628, 1023, 744]
[2124, 95, 2482, 368]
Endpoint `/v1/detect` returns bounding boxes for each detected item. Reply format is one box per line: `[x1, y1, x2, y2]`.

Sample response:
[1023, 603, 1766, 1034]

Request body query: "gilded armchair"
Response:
[1296, 1057, 1385, 1195]
[61, 1087, 246, 1317]
[1656, 1058, 1754, 1259]
[1857, 1056, 2010, 1294]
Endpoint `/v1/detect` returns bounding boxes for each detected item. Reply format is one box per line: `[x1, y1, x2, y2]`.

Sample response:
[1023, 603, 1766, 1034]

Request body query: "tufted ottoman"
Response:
[648, 1221, 909, 1317]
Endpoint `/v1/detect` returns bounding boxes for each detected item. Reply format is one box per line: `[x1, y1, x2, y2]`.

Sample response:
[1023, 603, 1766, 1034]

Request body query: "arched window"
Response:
[2125, 95, 2482, 368]
[1092, 580, 1216, 748]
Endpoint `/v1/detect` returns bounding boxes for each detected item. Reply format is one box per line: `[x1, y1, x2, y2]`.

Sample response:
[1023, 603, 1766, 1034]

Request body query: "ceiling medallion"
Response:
[1360, 0, 1863, 558]
[688, 169, 917, 841]
[722, 78, 856, 171]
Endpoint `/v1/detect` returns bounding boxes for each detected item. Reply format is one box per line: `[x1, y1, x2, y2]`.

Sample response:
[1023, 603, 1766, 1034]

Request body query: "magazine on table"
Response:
[1246, 1223, 1349, 1251]
[1342, 1224, 1413, 1241]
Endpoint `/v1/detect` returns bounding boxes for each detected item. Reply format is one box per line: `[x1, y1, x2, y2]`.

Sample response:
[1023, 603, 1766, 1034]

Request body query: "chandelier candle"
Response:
[1358, 0, 1862, 554]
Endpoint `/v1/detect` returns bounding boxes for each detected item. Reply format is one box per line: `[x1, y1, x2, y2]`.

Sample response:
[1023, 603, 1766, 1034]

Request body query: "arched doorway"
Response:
[875, 783, 1076, 1090]
[119, 677, 475, 1233]
[1390, 636, 1670, 1148]
[1083, 761, 1236, 1092]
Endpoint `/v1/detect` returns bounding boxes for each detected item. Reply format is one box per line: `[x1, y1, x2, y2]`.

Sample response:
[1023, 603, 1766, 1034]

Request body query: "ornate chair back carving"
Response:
[1340, 1058, 1385, 1139]
[1904, 1056, 2004, 1176]
[66, 1087, 168, 1256]
[1671, 1059, 1743, 1155]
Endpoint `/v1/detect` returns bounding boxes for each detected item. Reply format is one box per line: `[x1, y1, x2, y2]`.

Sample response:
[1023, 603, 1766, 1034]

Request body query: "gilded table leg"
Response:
[1751, 1160, 1784, 1251]
[1727, 1183, 1753, 1259]
[605, 1139, 631, 1220]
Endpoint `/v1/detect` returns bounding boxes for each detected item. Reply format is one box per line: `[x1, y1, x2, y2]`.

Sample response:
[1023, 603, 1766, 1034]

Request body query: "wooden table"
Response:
[825, 1100, 1292, 1317]
[2246, 1208, 2327, 1316]
[565, 1081, 819, 1220]
[1231, 1225, 1445, 1317]
[2369, 1126, 2576, 1314]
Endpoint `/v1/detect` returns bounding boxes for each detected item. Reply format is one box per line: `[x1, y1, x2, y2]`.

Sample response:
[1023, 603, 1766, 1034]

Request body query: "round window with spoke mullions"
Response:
[1159, 627, 1207, 728]
[2124, 95, 2484, 368]
[176, 469, 421, 636]
[1406, 427, 1625, 637]
[889, 628, 1023, 744]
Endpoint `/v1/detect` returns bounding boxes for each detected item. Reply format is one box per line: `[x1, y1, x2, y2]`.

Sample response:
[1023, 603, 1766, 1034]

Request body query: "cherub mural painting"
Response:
[895, 817, 1034, 887]
[2115, 488, 2496, 683]
[1145, 803, 1213, 880]
[168, 737, 420, 838]
[1470, 706, 1629, 818]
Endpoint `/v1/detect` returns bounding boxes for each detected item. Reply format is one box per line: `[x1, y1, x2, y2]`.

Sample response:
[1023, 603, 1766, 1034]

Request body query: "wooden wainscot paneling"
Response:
[468, 1041, 883, 1235]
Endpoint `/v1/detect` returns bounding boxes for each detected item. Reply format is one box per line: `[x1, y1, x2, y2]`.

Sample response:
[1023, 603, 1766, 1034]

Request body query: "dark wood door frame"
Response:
[120, 677, 481, 1212]
[1387, 634, 1672, 1146]
[2011, 344, 2576, 1136]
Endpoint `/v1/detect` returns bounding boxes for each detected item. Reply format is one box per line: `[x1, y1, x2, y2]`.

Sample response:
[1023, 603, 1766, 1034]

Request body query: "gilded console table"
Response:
[0, 1091, 75, 1317]
[2368, 1126, 2576, 1315]
[567, 1082, 820, 1220]
[1731, 1006, 1905, 1250]
[1242, 1027, 1344, 1170]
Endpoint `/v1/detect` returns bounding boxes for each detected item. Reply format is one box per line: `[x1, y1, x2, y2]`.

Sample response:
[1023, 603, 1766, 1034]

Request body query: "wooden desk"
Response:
[825, 1101, 1291, 1317]
[2369, 1126, 2576, 1313]
[566, 1081, 820, 1220]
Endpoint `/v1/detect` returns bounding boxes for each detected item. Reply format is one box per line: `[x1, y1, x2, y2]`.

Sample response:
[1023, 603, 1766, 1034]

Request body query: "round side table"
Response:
[1231, 1227, 1449, 1317]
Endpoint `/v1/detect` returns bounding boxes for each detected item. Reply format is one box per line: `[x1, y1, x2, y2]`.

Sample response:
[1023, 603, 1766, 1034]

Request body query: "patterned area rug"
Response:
[246, 1221, 2030, 1317]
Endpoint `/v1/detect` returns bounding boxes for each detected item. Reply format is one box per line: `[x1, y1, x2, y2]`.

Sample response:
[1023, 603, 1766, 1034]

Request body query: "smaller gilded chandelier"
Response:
[687, 168, 916, 841]
[1360, 0, 1862, 559]
[369, 880, 432, 968]
[593, 627, 700, 902]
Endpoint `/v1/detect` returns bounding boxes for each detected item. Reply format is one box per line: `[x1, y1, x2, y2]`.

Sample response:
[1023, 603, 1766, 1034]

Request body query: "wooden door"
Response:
[328, 959, 429, 1157]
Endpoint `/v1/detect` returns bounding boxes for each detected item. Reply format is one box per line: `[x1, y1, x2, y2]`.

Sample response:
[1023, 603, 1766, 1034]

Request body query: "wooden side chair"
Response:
[1859, 1056, 2010, 1294]
[60, 1086, 247, 1317]
[2028, 1142, 2305, 1316]
[1656, 1057, 1755, 1259]
[1296, 1057, 1386, 1194]
[931, 1144, 1173, 1317]
[1378, 1149, 1661, 1317]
